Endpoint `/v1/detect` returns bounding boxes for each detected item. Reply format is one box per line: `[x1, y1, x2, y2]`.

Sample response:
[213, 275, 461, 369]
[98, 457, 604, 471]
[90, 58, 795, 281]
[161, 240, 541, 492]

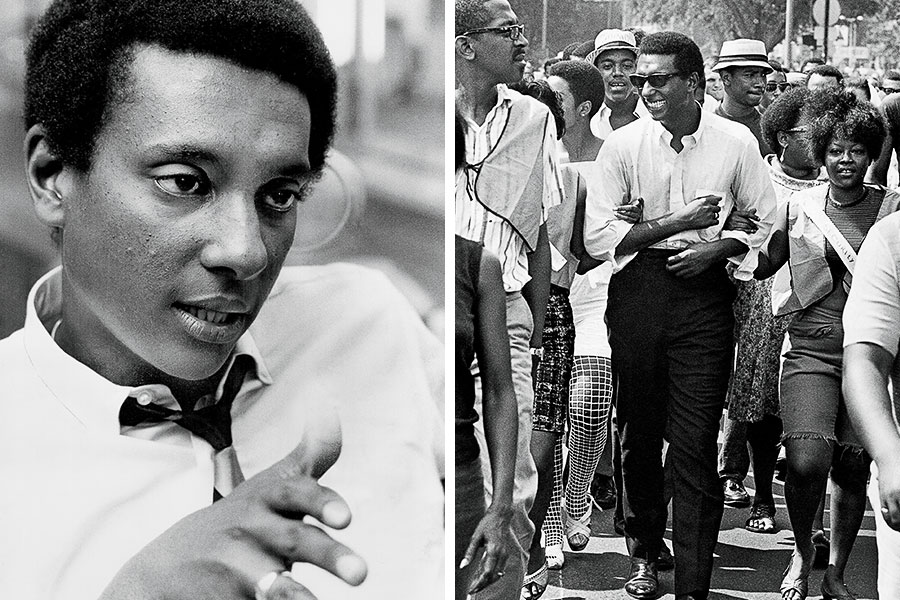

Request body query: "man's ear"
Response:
[24, 124, 70, 232]
[719, 69, 732, 88]
[455, 34, 476, 61]
[776, 131, 790, 150]
[578, 100, 592, 118]
[685, 71, 700, 95]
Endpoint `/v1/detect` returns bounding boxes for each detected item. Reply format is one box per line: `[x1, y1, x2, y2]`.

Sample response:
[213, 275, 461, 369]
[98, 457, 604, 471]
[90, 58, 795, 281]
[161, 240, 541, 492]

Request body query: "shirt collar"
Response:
[23, 267, 271, 435]
[600, 96, 649, 121]
[651, 102, 707, 150]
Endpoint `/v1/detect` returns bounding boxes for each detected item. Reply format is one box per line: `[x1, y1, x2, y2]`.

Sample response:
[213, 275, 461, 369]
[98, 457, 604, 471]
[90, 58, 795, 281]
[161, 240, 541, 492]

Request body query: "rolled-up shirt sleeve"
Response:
[583, 140, 635, 271]
[724, 142, 778, 281]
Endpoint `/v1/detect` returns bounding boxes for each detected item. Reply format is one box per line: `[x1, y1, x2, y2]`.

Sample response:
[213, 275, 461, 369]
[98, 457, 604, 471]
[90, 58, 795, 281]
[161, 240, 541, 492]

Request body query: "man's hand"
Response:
[666, 243, 723, 278]
[461, 504, 515, 594]
[878, 458, 900, 532]
[614, 197, 643, 224]
[723, 208, 760, 234]
[672, 194, 721, 230]
[101, 443, 368, 600]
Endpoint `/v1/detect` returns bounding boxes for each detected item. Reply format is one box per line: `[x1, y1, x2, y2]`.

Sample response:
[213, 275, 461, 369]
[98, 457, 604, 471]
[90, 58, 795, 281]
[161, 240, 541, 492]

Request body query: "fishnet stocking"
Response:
[564, 355, 612, 520]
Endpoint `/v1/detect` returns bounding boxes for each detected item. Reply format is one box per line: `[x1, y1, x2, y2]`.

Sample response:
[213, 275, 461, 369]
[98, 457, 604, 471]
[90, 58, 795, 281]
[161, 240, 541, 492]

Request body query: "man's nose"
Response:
[199, 193, 269, 280]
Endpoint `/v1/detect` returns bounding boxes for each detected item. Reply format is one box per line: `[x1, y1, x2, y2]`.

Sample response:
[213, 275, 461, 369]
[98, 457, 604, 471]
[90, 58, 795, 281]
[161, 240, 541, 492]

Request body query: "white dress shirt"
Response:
[583, 109, 777, 280]
[0, 264, 444, 600]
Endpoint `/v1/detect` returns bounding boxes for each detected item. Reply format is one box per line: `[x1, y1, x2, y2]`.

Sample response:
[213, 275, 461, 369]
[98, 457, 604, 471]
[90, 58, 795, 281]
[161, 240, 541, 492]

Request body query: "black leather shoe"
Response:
[657, 541, 674, 571]
[723, 478, 751, 507]
[591, 474, 616, 510]
[624, 558, 658, 599]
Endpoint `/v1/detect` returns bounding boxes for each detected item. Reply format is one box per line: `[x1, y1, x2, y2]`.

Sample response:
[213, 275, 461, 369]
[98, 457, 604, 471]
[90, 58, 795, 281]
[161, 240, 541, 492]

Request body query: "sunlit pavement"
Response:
[542, 474, 878, 600]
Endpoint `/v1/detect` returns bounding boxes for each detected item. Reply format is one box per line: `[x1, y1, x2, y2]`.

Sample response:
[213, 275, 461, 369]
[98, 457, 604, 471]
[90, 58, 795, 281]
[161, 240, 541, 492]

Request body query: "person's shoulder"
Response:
[505, 86, 552, 119]
[702, 110, 760, 149]
[0, 329, 25, 364]
[872, 205, 900, 237]
[602, 116, 650, 148]
[264, 263, 402, 314]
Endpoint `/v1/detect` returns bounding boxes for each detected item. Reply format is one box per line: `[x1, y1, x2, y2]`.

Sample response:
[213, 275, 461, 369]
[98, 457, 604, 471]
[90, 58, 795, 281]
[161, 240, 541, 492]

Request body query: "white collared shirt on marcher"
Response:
[0, 264, 444, 600]
[583, 109, 777, 280]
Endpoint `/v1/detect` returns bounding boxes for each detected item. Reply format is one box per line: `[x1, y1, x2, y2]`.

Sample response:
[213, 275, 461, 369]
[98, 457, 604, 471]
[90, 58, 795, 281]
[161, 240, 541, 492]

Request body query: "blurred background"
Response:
[0, 0, 444, 338]
[515, 0, 900, 72]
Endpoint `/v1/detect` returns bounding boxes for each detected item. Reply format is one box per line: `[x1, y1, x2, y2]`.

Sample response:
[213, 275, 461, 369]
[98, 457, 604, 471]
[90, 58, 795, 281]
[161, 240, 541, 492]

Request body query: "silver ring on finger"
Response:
[255, 570, 293, 600]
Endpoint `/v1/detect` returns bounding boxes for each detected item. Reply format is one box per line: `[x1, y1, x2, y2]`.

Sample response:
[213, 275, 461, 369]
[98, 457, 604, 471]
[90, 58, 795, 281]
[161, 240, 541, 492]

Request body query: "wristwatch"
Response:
[529, 347, 544, 359]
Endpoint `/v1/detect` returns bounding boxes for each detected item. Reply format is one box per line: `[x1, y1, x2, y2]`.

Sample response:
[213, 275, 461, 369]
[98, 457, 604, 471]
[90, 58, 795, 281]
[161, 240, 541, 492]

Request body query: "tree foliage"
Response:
[626, 0, 885, 55]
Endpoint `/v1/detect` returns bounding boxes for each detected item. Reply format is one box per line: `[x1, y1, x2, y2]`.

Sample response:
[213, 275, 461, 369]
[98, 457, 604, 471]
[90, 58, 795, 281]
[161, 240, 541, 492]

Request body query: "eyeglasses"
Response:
[628, 72, 683, 88]
[765, 82, 790, 92]
[459, 24, 526, 41]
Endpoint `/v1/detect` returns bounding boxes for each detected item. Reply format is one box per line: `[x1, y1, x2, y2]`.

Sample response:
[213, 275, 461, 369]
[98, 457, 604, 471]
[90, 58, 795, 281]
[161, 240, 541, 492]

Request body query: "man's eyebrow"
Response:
[143, 143, 220, 164]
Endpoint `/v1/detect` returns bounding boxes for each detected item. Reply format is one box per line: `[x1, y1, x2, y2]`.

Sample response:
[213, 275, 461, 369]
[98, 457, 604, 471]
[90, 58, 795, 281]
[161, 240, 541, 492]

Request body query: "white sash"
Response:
[800, 195, 856, 276]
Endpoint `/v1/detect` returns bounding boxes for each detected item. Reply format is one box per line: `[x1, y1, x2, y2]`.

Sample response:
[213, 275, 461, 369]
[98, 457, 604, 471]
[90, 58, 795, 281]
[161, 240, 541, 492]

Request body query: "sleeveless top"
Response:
[455, 235, 482, 466]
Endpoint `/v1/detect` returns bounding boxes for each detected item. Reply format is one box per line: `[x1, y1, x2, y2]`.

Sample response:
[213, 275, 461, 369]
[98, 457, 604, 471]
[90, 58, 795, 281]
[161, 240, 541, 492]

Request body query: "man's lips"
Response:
[172, 296, 253, 344]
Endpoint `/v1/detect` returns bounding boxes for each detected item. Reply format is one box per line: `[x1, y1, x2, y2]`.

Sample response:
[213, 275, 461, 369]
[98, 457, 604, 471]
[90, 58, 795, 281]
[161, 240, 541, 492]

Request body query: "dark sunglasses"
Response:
[765, 82, 790, 92]
[629, 72, 682, 89]
[459, 24, 526, 41]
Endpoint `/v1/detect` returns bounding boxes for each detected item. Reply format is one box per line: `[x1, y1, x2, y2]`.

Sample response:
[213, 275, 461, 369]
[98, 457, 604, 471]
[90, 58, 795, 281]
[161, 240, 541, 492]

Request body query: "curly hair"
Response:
[806, 64, 843, 86]
[456, 0, 490, 36]
[509, 79, 565, 139]
[25, 0, 337, 173]
[802, 89, 886, 162]
[638, 32, 704, 84]
[547, 60, 606, 118]
[761, 87, 811, 153]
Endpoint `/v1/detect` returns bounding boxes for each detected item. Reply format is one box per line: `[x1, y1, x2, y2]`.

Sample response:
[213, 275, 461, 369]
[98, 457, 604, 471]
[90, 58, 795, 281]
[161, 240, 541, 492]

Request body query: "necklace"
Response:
[828, 186, 867, 208]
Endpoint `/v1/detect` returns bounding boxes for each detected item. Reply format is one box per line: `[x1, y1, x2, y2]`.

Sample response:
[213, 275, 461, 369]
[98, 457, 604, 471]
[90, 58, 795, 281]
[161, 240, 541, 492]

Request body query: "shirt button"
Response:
[136, 391, 154, 406]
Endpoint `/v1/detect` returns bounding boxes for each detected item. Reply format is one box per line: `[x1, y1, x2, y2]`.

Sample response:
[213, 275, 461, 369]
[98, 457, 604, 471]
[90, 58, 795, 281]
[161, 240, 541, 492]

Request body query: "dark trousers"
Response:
[606, 250, 735, 597]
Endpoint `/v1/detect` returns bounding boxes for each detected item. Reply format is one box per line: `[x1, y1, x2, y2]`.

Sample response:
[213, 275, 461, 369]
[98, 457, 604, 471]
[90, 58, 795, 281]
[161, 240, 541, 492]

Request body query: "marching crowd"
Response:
[454, 1, 900, 600]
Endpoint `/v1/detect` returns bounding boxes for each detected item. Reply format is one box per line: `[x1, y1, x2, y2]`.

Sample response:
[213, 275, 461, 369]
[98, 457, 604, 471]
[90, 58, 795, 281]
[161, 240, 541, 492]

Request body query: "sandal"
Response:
[521, 563, 548, 600]
[545, 543, 564, 570]
[780, 551, 811, 600]
[564, 502, 592, 551]
[745, 502, 777, 533]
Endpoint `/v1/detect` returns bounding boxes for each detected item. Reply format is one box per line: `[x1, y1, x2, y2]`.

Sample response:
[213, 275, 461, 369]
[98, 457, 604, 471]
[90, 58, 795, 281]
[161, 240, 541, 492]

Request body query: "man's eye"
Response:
[261, 187, 303, 212]
[600, 63, 613, 71]
[155, 174, 208, 196]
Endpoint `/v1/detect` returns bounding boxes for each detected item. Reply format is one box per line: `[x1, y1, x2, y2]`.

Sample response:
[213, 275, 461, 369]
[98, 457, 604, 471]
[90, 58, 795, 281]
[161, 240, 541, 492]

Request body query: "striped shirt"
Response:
[455, 85, 564, 292]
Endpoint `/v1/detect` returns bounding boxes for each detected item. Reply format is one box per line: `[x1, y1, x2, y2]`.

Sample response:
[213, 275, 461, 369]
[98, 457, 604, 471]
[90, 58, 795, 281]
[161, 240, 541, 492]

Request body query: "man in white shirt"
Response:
[584, 29, 650, 141]
[842, 211, 900, 598]
[0, 1, 444, 599]
[455, 0, 563, 597]
[583, 31, 777, 600]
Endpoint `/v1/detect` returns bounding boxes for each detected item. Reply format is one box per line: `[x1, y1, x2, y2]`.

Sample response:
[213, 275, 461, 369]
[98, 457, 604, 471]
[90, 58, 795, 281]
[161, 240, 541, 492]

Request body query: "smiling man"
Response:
[0, 1, 443, 599]
[585, 29, 650, 141]
[582, 32, 777, 600]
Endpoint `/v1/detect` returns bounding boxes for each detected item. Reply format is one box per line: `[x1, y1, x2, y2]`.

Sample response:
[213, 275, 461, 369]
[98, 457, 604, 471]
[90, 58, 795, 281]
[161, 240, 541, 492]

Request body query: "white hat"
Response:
[585, 29, 638, 66]
[712, 39, 773, 73]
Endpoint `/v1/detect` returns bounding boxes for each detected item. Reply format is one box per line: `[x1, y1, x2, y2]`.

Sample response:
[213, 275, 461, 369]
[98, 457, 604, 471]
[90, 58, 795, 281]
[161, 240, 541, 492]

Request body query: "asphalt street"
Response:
[542, 469, 878, 599]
